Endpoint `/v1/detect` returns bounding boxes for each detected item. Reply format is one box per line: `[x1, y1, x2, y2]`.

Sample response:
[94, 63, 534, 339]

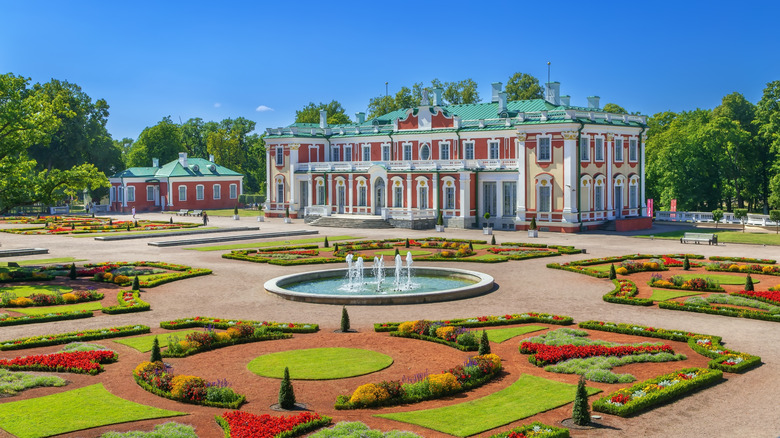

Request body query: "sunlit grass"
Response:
[188, 235, 362, 251]
[247, 347, 393, 380]
[13, 301, 102, 316]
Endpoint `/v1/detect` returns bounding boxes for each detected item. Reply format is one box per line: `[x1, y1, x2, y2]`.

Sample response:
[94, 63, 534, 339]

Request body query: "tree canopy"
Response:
[366, 78, 481, 119]
[295, 101, 351, 125]
[505, 72, 544, 101]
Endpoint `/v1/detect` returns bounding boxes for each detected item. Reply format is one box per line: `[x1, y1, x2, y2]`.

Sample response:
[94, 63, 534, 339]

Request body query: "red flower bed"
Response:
[218, 411, 326, 438]
[0, 350, 117, 375]
[520, 342, 674, 366]
[731, 290, 780, 305]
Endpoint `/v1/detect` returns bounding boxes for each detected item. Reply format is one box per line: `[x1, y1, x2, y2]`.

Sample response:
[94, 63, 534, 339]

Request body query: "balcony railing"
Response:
[295, 159, 519, 173]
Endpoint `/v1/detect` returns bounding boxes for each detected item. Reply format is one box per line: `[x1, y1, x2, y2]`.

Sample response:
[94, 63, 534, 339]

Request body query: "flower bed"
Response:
[85, 261, 212, 287]
[731, 290, 780, 305]
[486, 422, 570, 438]
[706, 262, 780, 276]
[160, 316, 318, 333]
[215, 411, 331, 438]
[133, 361, 245, 409]
[658, 299, 780, 324]
[162, 325, 291, 357]
[0, 310, 93, 327]
[578, 320, 760, 373]
[592, 367, 723, 417]
[0, 270, 53, 283]
[101, 290, 151, 314]
[603, 279, 653, 306]
[0, 350, 117, 375]
[647, 274, 724, 292]
[335, 354, 502, 409]
[520, 342, 674, 367]
[375, 312, 572, 332]
[709, 256, 775, 264]
[1, 288, 103, 308]
[1, 218, 198, 235]
[0, 324, 150, 350]
[547, 254, 703, 278]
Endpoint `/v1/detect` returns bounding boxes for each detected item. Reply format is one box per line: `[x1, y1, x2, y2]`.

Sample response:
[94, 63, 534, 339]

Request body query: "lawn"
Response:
[485, 325, 547, 343]
[0, 383, 185, 438]
[0, 369, 66, 396]
[187, 235, 362, 251]
[70, 227, 219, 238]
[247, 347, 393, 380]
[374, 250, 431, 257]
[671, 273, 757, 285]
[13, 301, 102, 316]
[0, 257, 85, 267]
[635, 229, 780, 245]
[0, 285, 73, 298]
[650, 290, 705, 301]
[112, 330, 201, 352]
[375, 374, 600, 437]
[198, 208, 264, 218]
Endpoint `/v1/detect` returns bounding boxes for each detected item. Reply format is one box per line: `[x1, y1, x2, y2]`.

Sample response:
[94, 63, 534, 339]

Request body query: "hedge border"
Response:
[133, 374, 245, 409]
[0, 325, 151, 351]
[658, 300, 780, 324]
[162, 331, 292, 358]
[0, 310, 93, 327]
[603, 279, 654, 306]
[486, 421, 570, 438]
[214, 413, 332, 438]
[101, 290, 151, 314]
[160, 317, 319, 333]
[375, 312, 573, 332]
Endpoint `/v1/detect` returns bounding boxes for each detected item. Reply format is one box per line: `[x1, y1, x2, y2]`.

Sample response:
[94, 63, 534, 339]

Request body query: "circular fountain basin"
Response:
[264, 267, 494, 305]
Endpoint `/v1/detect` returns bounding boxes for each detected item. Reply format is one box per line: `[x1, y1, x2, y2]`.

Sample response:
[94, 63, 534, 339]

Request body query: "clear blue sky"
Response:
[2, 1, 779, 141]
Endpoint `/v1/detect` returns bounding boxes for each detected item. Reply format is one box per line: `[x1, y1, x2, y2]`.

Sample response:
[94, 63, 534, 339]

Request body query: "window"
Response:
[276, 181, 284, 204]
[178, 186, 186, 202]
[420, 144, 431, 160]
[331, 146, 340, 161]
[444, 186, 455, 209]
[110, 187, 115, 203]
[465, 142, 475, 160]
[394, 185, 404, 207]
[483, 182, 496, 217]
[538, 185, 551, 212]
[196, 185, 204, 200]
[213, 184, 221, 200]
[580, 137, 590, 161]
[595, 185, 603, 211]
[127, 186, 135, 203]
[362, 145, 371, 161]
[614, 138, 624, 162]
[317, 182, 326, 205]
[418, 186, 428, 209]
[403, 144, 412, 161]
[344, 145, 353, 161]
[538, 137, 551, 161]
[382, 144, 390, 161]
[488, 141, 499, 159]
[440, 142, 450, 160]
[503, 181, 516, 217]
[629, 139, 638, 162]
[595, 138, 604, 161]
[118, 187, 123, 203]
[629, 184, 639, 208]
[358, 185, 367, 206]
[146, 186, 155, 201]
[229, 184, 237, 199]
[275, 146, 284, 166]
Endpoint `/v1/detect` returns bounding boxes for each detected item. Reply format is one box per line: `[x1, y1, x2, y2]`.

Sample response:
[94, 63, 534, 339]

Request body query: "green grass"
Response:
[375, 250, 431, 257]
[635, 229, 780, 245]
[200, 208, 264, 217]
[587, 265, 614, 273]
[0, 257, 86, 267]
[112, 330, 200, 352]
[187, 235, 363, 251]
[0, 285, 73, 298]
[671, 273, 758, 285]
[13, 301, 102, 316]
[247, 347, 393, 380]
[375, 374, 600, 437]
[0, 383, 185, 438]
[0, 369, 66, 396]
[485, 325, 547, 343]
[70, 227, 219, 238]
[472, 254, 507, 261]
[650, 289, 705, 301]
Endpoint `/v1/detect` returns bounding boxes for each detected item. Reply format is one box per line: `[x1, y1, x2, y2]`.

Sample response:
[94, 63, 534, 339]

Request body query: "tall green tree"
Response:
[755, 81, 780, 210]
[602, 103, 628, 114]
[126, 116, 184, 167]
[295, 101, 351, 125]
[505, 72, 544, 101]
[431, 78, 481, 105]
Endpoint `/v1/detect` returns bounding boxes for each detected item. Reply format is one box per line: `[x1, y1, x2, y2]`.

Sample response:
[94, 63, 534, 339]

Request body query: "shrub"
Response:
[572, 375, 590, 425]
[61, 293, 78, 303]
[683, 256, 690, 270]
[170, 375, 207, 401]
[69, 263, 77, 280]
[340, 306, 350, 332]
[349, 383, 391, 406]
[206, 386, 242, 404]
[745, 274, 754, 291]
[456, 331, 478, 348]
[427, 372, 460, 396]
[150, 337, 162, 363]
[132, 276, 140, 291]
[113, 275, 130, 285]
[279, 367, 296, 409]
[479, 330, 491, 355]
[226, 324, 255, 338]
[616, 267, 628, 275]
[608, 264, 616, 280]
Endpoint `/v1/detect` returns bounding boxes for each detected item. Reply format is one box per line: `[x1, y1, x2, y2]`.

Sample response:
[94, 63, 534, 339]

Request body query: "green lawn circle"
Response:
[247, 347, 393, 380]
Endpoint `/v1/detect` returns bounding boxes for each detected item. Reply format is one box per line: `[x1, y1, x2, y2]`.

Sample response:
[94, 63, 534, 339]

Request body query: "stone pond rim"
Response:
[264, 267, 495, 305]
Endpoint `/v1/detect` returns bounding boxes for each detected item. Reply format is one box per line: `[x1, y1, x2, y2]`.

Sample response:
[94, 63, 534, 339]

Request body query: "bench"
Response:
[680, 232, 717, 245]
[176, 209, 189, 216]
[189, 210, 203, 217]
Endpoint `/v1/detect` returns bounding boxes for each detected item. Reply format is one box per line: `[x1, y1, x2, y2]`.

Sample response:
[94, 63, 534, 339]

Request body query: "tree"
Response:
[278, 367, 296, 409]
[745, 274, 754, 292]
[683, 256, 690, 271]
[478, 330, 490, 355]
[712, 209, 724, 229]
[150, 336, 162, 363]
[770, 210, 780, 234]
[505, 72, 544, 101]
[69, 263, 77, 280]
[602, 103, 628, 114]
[132, 276, 140, 291]
[295, 101, 351, 125]
[608, 264, 616, 280]
[431, 78, 480, 105]
[755, 81, 780, 210]
[340, 306, 350, 332]
[126, 117, 183, 167]
[734, 208, 748, 232]
[572, 375, 591, 426]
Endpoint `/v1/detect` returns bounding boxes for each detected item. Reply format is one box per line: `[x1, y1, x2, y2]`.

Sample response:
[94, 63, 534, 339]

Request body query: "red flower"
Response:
[0, 350, 116, 374]
[219, 411, 323, 438]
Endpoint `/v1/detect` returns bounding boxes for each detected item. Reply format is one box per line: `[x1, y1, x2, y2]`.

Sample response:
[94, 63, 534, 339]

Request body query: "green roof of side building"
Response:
[111, 157, 242, 179]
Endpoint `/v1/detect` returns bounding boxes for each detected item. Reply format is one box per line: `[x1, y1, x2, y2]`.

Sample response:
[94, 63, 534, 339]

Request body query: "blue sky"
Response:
[2, 1, 779, 140]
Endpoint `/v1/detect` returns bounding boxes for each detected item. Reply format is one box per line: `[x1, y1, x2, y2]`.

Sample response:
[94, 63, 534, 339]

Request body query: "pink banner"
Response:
[647, 198, 653, 218]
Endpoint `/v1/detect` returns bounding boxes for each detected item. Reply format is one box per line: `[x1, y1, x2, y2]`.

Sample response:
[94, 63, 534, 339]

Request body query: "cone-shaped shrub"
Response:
[169, 217, 173, 224]
[683, 256, 690, 270]
[126, 224, 131, 231]
[132, 276, 140, 291]
[333, 243, 339, 252]
[745, 274, 754, 291]
[491, 235, 496, 245]
[405, 238, 410, 248]
[278, 367, 296, 409]
[608, 264, 616, 280]
[394, 248, 400, 258]
[69, 263, 77, 280]
[572, 375, 590, 426]
[340, 306, 350, 332]
[71, 223, 75, 230]
[150, 336, 162, 363]
[323, 236, 329, 248]
[469, 242, 473, 251]
[478, 330, 490, 355]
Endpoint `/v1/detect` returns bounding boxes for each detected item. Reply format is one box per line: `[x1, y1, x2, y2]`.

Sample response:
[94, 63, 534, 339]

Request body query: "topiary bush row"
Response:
[160, 316, 318, 333]
[603, 279, 654, 306]
[0, 310, 93, 327]
[101, 290, 151, 314]
[0, 325, 150, 350]
[375, 312, 573, 332]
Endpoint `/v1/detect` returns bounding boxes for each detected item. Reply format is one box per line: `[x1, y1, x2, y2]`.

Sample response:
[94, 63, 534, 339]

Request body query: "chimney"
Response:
[545, 82, 561, 105]
[432, 88, 444, 106]
[560, 95, 571, 106]
[355, 112, 366, 124]
[587, 96, 600, 109]
[319, 110, 328, 129]
[491, 82, 503, 103]
[178, 152, 188, 167]
[498, 92, 507, 114]
[152, 158, 159, 168]
[209, 154, 215, 163]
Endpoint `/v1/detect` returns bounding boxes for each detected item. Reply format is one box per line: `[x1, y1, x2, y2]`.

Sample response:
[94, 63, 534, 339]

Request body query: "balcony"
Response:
[295, 159, 519, 173]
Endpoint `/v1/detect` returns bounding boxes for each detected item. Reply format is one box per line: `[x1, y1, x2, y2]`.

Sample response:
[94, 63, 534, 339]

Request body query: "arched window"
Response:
[274, 176, 285, 204]
[629, 175, 639, 208]
[535, 175, 554, 212]
[315, 178, 326, 205]
[391, 178, 404, 208]
[594, 175, 606, 211]
[580, 175, 593, 212]
[442, 177, 456, 210]
[419, 143, 431, 160]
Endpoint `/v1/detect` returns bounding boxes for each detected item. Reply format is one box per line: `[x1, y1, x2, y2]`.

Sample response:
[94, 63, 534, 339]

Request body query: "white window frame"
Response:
[537, 135, 552, 162]
[464, 141, 475, 160]
[594, 178, 605, 211]
[614, 138, 624, 162]
[393, 186, 404, 207]
[344, 145, 353, 161]
[276, 180, 284, 204]
[229, 184, 237, 199]
[629, 179, 639, 208]
[439, 142, 450, 160]
[118, 187, 123, 203]
[110, 186, 116, 203]
[331, 145, 340, 162]
[381, 144, 390, 161]
[196, 184, 205, 201]
[488, 140, 500, 160]
[127, 186, 135, 203]
[629, 139, 638, 162]
[536, 175, 554, 213]
[362, 144, 371, 162]
[403, 143, 412, 161]
[358, 185, 367, 206]
[213, 184, 221, 200]
[502, 181, 517, 217]
[444, 186, 455, 209]
[316, 179, 326, 205]
[580, 136, 590, 162]
[178, 185, 187, 202]
[146, 186, 155, 201]
[275, 146, 284, 166]
[594, 137, 604, 162]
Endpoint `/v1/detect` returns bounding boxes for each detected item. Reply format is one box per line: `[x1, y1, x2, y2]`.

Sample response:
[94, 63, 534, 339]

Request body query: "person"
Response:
[202, 212, 208, 226]
[131, 206, 136, 219]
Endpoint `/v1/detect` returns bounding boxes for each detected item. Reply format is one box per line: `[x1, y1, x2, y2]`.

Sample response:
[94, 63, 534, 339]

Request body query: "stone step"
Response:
[147, 230, 319, 247]
[0, 248, 49, 258]
[309, 216, 394, 229]
[94, 226, 260, 241]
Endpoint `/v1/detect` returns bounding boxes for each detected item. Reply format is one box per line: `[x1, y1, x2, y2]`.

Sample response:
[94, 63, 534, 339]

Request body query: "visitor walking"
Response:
[202, 212, 208, 226]
[131, 206, 136, 219]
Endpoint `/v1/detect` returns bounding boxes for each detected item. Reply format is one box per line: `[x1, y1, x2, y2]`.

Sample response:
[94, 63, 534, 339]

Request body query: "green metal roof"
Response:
[111, 157, 242, 179]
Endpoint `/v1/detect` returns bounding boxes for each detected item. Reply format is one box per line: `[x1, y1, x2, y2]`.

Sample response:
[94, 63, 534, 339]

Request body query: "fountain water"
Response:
[343, 254, 364, 292]
[372, 256, 386, 292]
[343, 252, 418, 293]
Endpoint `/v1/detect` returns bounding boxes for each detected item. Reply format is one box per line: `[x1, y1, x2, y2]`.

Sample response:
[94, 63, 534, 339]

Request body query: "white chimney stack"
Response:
[491, 82, 503, 103]
[355, 112, 365, 124]
[209, 154, 215, 163]
[178, 152, 188, 167]
[545, 82, 561, 105]
[319, 110, 328, 129]
[498, 92, 507, 114]
[587, 96, 601, 109]
[152, 158, 159, 167]
[432, 88, 444, 106]
[560, 95, 571, 106]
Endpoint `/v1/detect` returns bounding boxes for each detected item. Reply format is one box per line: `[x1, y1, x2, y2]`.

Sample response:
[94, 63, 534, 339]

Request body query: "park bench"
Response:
[176, 209, 190, 216]
[189, 210, 203, 217]
[680, 232, 717, 245]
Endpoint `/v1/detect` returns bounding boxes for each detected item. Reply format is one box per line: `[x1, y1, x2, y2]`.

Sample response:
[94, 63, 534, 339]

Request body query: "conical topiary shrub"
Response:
[169, 217, 173, 224]
[745, 274, 754, 291]
[132, 276, 140, 291]
[405, 238, 410, 248]
[340, 306, 350, 332]
[394, 248, 400, 258]
[150, 336, 162, 363]
[608, 264, 616, 280]
[69, 263, 77, 280]
[683, 255, 690, 270]
[278, 367, 296, 409]
[572, 375, 590, 426]
[491, 235, 496, 245]
[468, 242, 473, 251]
[478, 330, 490, 355]
[323, 236, 329, 248]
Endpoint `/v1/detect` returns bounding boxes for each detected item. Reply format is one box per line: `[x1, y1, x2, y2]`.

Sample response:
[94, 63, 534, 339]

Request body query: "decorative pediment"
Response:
[397, 107, 455, 131]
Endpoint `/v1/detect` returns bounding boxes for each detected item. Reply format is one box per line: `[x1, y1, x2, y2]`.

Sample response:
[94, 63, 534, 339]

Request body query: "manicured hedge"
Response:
[592, 367, 722, 417]
[658, 300, 780, 324]
[487, 422, 570, 438]
[389, 331, 475, 351]
[0, 324, 150, 350]
[0, 310, 93, 327]
[160, 316, 319, 333]
[375, 312, 573, 332]
[162, 331, 291, 358]
[133, 374, 245, 409]
[603, 279, 654, 306]
[102, 290, 151, 314]
[709, 256, 775, 264]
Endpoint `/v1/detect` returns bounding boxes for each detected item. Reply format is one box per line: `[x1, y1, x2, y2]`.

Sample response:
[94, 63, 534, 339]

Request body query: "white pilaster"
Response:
[348, 174, 354, 213]
[561, 131, 578, 222]
[327, 174, 333, 210]
[406, 174, 412, 212]
[606, 133, 613, 218]
[289, 144, 299, 207]
[434, 176, 440, 212]
[516, 133, 526, 221]
[459, 172, 470, 220]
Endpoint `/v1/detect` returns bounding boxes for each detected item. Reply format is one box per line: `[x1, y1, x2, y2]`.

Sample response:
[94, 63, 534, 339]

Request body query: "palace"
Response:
[263, 82, 650, 232]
